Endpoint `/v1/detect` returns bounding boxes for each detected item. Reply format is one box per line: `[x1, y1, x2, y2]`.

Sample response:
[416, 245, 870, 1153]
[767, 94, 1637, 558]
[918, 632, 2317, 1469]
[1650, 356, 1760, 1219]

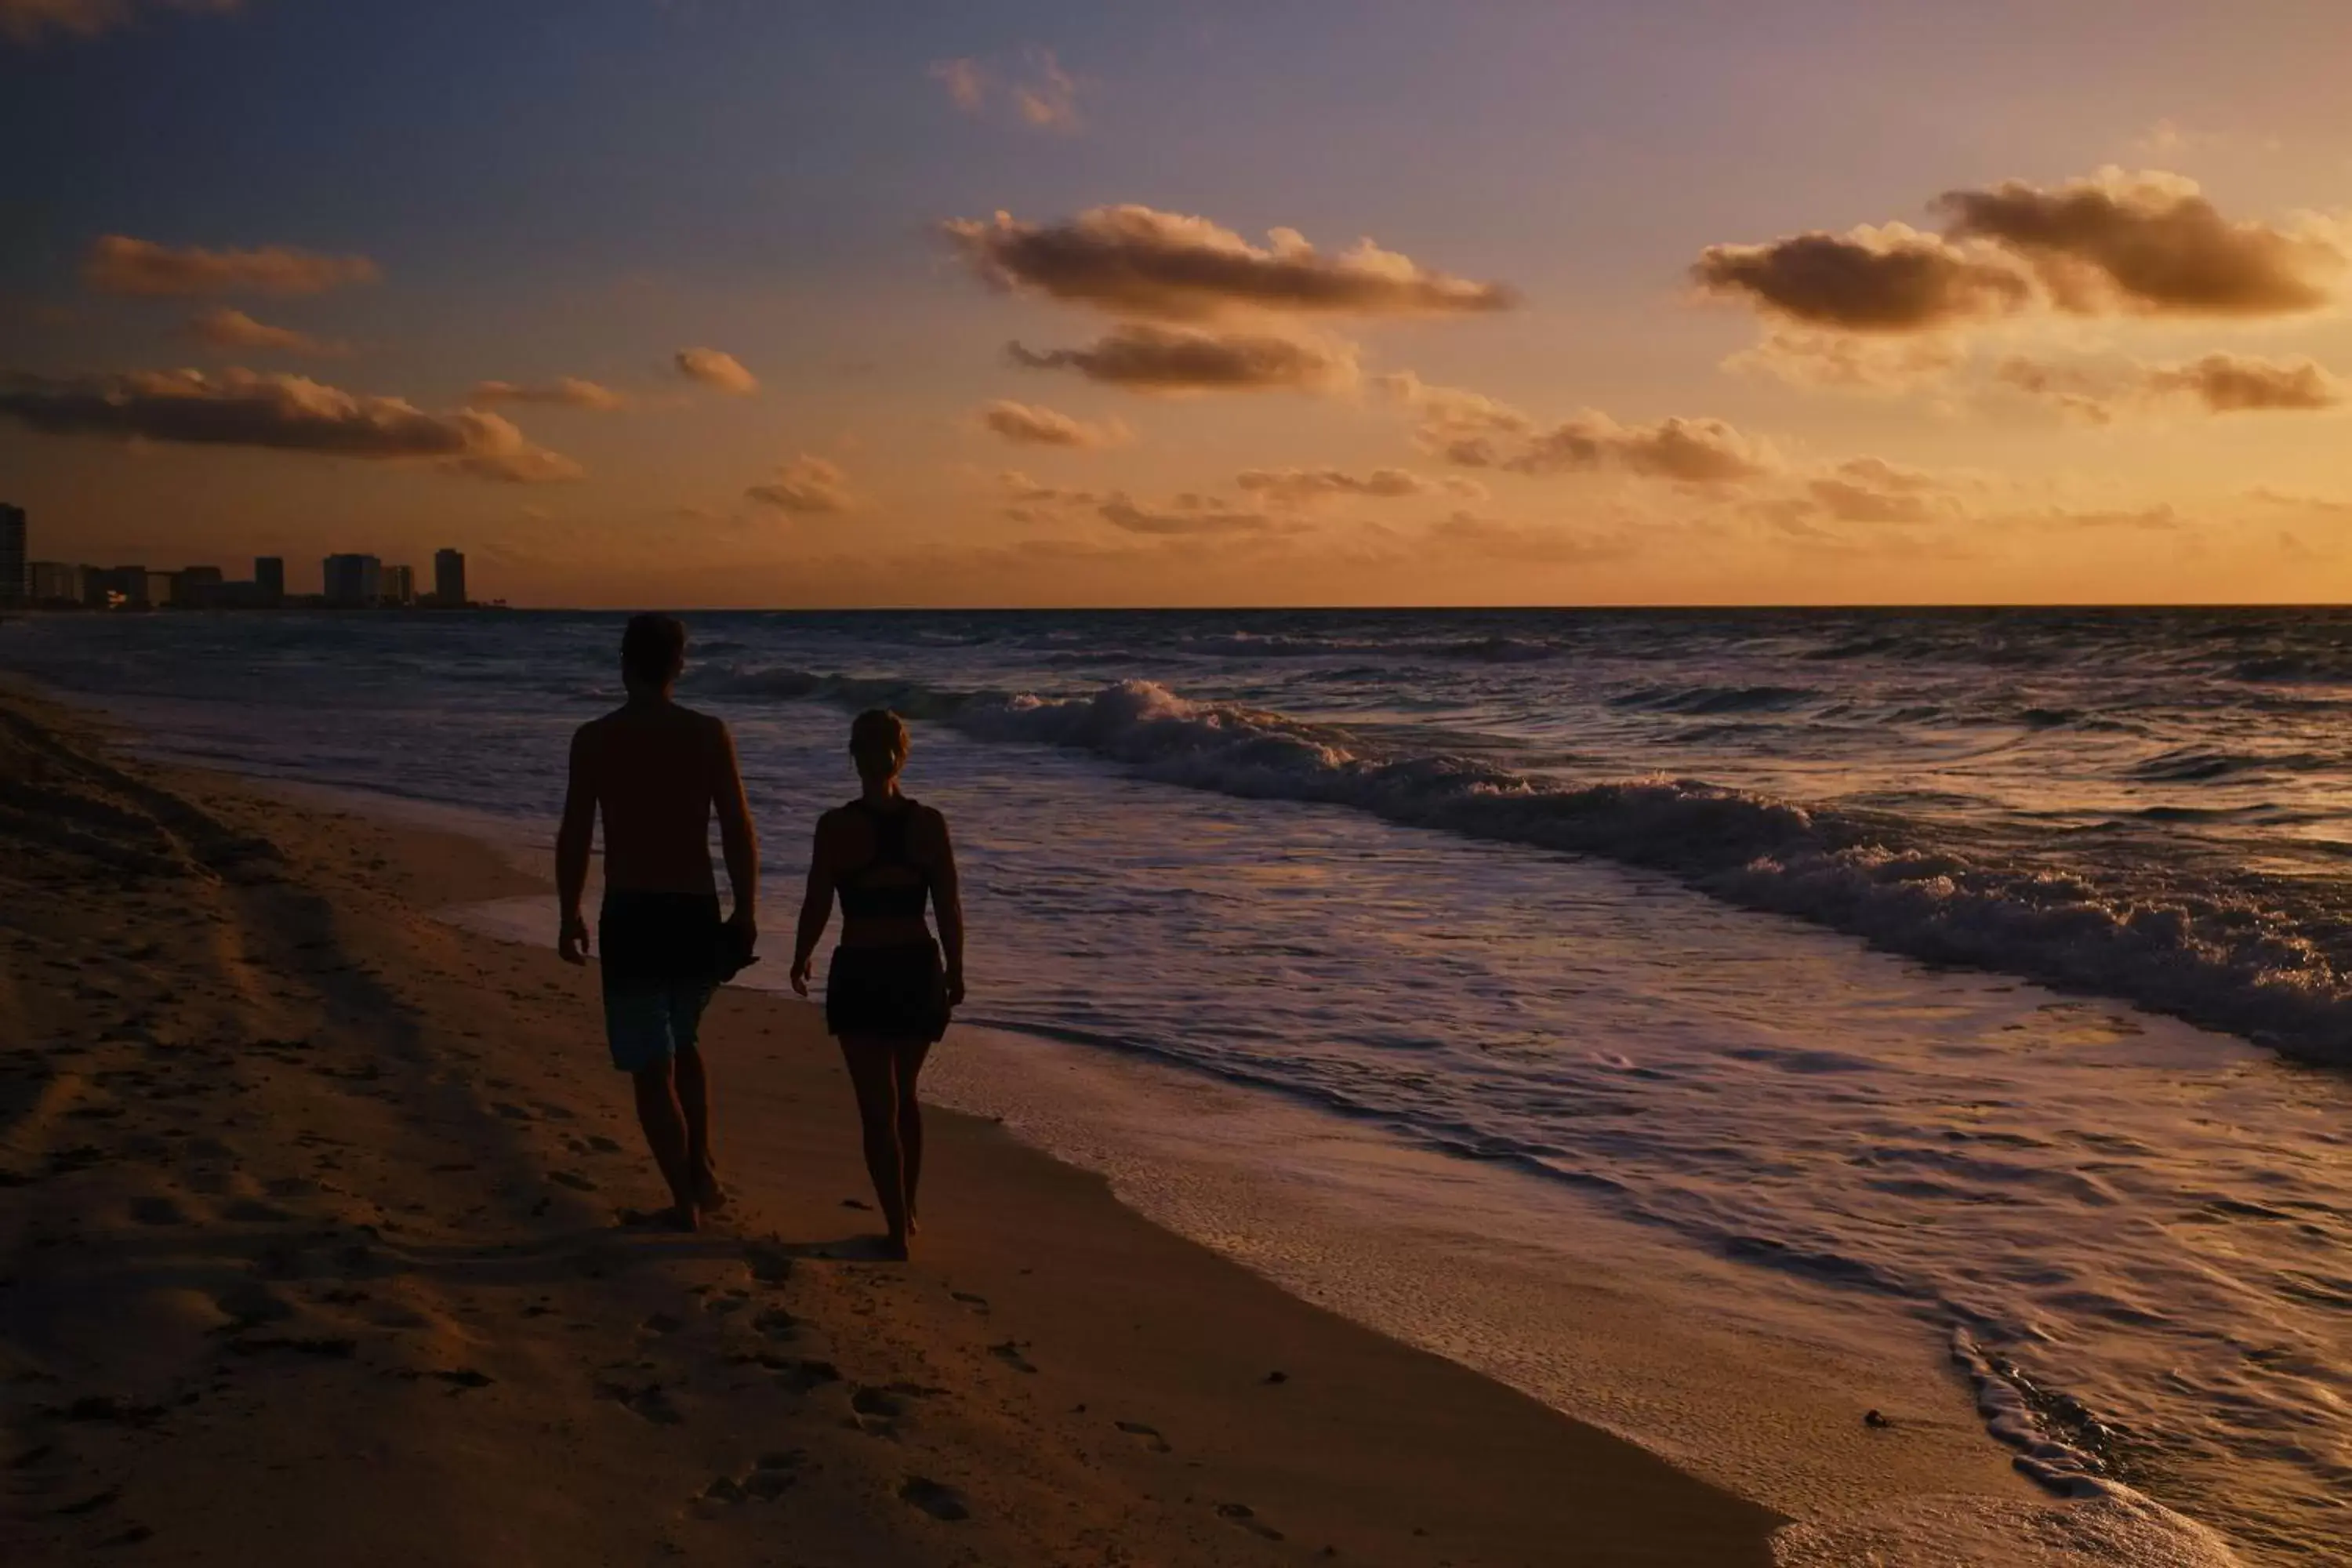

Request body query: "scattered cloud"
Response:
[1725, 328, 1965, 392]
[1426, 512, 1634, 564]
[746, 454, 854, 514]
[1236, 466, 1485, 506]
[1996, 350, 2342, 421]
[1936, 169, 2344, 318]
[2248, 485, 2352, 517]
[184, 306, 347, 358]
[1692, 223, 2033, 332]
[675, 347, 758, 395]
[1098, 493, 1282, 536]
[0, 367, 582, 482]
[1009, 323, 1357, 394]
[1374, 371, 1535, 439]
[1448, 411, 1779, 485]
[945, 205, 1516, 321]
[2145, 352, 2342, 412]
[472, 376, 629, 412]
[2, 0, 239, 45]
[928, 48, 1081, 131]
[976, 399, 1131, 448]
[83, 234, 380, 297]
[1806, 458, 1962, 524]
[929, 56, 987, 112]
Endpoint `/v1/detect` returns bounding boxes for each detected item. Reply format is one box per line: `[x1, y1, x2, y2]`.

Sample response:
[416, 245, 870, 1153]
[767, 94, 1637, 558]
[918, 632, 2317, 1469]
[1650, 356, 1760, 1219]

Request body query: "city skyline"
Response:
[4, 2, 2350, 606]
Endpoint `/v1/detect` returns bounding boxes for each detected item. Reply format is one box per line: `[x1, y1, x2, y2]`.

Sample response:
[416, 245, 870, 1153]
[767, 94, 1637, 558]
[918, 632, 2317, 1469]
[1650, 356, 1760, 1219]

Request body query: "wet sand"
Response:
[0, 684, 1781, 1566]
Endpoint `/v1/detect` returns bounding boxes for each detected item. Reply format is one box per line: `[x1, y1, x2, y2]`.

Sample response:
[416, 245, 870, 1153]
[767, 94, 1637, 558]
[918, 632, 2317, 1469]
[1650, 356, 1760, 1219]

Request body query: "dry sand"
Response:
[0, 686, 1784, 1566]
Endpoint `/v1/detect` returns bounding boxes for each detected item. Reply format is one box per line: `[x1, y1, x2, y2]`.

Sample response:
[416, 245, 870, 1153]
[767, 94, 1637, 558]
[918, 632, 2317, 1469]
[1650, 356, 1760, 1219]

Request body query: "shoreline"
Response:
[0, 684, 1785, 1565]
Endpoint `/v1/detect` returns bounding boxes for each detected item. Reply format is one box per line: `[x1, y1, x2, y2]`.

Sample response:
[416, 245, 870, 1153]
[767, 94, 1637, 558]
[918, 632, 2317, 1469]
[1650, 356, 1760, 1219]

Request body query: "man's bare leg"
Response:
[631, 1062, 699, 1230]
[674, 1043, 727, 1212]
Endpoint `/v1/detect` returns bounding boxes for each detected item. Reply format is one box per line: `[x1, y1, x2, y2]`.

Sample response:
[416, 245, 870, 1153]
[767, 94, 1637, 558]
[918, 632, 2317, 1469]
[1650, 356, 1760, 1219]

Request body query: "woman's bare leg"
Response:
[839, 1036, 909, 1255]
[895, 1038, 932, 1234]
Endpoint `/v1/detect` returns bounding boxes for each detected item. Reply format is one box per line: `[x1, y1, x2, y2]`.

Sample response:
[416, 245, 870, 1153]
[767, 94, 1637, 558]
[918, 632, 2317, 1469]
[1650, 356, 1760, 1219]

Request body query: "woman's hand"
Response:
[789, 954, 812, 997]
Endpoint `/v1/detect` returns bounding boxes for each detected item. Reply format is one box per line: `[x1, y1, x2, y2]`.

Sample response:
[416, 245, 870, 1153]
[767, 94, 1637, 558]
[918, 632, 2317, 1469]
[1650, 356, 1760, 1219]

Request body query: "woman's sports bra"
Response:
[837, 797, 933, 922]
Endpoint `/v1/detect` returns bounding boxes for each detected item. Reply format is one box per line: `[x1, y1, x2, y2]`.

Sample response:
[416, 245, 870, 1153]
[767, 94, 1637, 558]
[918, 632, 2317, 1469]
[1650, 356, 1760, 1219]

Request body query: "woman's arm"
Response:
[929, 809, 965, 1007]
[789, 816, 835, 997]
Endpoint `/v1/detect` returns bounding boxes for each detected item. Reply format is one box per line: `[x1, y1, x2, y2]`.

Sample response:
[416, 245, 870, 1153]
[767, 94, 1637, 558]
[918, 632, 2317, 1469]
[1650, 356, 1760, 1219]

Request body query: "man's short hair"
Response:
[621, 613, 688, 685]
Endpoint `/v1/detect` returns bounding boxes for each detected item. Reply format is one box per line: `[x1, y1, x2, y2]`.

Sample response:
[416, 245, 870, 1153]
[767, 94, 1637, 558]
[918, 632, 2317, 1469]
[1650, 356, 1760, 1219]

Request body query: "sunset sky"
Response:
[5, 0, 2350, 606]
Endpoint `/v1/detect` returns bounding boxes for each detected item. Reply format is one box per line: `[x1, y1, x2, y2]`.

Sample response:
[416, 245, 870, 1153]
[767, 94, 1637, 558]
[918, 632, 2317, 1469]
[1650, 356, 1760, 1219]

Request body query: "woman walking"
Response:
[789, 710, 964, 1259]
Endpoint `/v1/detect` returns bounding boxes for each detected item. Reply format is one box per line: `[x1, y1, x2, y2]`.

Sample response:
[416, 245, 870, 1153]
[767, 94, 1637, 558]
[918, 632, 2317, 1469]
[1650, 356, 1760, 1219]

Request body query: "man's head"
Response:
[620, 612, 688, 695]
[850, 707, 909, 787]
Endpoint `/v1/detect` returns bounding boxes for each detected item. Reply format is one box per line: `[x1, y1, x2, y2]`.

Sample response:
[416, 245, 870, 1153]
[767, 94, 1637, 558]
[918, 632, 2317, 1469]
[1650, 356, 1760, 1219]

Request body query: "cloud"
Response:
[976, 399, 1131, 448]
[1426, 512, 1633, 564]
[1725, 329, 1965, 391]
[1374, 371, 1535, 438]
[929, 57, 987, 112]
[0, 367, 582, 482]
[1377, 371, 1772, 485]
[2, 0, 238, 44]
[2248, 486, 2352, 517]
[1009, 324, 1356, 394]
[675, 347, 758, 395]
[1996, 350, 2342, 420]
[1098, 493, 1282, 536]
[1935, 169, 2344, 318]
[928, 48, 1081, 131]
[2143, 352, 2342, 412]
[944, 205, 1516, 321]
[184, 306, 347, 358]
[1806, 458, 1960, 524]
[1461, 412, 1778, 485]
[472, 376, 629, 412]
[83, 234, 381, 297]
[746, 454, 853, 514]
[1236, 466, 1485, 505]
[1692, 223, 2034, 332]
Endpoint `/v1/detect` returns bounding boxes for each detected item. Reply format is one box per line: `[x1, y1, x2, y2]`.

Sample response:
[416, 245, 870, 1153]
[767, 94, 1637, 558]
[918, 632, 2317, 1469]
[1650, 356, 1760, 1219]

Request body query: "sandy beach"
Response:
[0, 684, 1784, 1566]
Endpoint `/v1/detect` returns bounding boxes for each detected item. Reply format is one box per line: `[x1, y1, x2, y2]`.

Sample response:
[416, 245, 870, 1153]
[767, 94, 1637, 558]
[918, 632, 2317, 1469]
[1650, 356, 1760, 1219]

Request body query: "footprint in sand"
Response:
[742, 1245, 793, 1285]
[988, 1341, 1037, 1374]
[586, 1135, 622, 1153]
[639, 1312, 685, 1336]
[1216, 1502, 1284, 1541]
[1115, 1420, 1173, 1454]
[898, 1476, 970, 1522]
[548, 1171, 599, 1192]
[750, 1308, 797, 1341]
[594, 1381, 684, 1425]
[950, 1290, 989, 1313]
[129, 1196, 187, 1225]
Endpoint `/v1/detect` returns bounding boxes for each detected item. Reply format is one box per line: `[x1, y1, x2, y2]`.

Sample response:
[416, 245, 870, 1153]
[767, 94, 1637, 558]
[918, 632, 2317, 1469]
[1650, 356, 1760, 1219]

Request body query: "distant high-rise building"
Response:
[145, 571, 176, 608]
[0, 504, 25, 608]
[255, 557, 285, 601]
[383, 564, 415, 605]
[434, 548, 466, 607]
[28, 562, 83, 605]
[322, 554, 383, 608]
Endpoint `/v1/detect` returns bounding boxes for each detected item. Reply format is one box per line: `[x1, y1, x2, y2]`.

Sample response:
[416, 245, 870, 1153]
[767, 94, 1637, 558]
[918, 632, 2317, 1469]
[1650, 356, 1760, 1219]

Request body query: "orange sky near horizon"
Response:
[5, 0, 2350, 607]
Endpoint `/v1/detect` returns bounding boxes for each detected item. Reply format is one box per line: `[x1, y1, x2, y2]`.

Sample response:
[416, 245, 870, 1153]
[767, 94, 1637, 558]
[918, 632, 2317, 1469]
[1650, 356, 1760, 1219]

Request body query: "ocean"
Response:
[8, 606, 2349, 1566]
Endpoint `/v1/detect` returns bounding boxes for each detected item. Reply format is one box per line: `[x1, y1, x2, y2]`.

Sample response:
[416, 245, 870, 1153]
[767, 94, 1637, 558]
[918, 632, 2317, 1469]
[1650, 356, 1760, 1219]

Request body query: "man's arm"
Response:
[788, 818, 835, 998]
[929, 809, 966, 1007]
[555, 725, 598, 964]
[712, 719, 759, 932]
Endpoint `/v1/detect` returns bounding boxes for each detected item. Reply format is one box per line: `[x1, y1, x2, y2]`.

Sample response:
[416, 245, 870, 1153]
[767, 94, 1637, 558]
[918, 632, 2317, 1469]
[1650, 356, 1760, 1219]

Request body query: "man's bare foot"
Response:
[695, 1166, 729, 1214]
[880, 1231, 910, 1262]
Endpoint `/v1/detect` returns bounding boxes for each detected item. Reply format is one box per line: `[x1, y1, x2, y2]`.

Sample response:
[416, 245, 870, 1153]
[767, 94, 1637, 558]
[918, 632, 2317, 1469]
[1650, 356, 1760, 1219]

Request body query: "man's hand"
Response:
[789, 954, 813, 998]
[728, 908, 757, 952]
[946, 967, 966, 1008]
[559, 911, 591, 966]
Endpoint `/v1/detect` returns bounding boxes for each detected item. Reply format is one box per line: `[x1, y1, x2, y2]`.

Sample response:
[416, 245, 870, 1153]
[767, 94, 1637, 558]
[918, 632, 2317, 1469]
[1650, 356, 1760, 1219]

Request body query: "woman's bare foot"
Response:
[695, 1165, 729, 1214]
[667, 1200, 701, 1232]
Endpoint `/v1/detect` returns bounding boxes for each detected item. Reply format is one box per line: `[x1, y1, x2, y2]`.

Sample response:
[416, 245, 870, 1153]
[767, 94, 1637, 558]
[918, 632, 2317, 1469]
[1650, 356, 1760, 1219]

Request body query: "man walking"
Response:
[557, 613, 757, 1230]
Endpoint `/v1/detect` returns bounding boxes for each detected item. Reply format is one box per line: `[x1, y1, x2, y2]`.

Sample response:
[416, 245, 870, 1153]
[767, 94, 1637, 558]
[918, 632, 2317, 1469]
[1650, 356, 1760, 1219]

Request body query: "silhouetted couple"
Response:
[557, 614, 964, 1257]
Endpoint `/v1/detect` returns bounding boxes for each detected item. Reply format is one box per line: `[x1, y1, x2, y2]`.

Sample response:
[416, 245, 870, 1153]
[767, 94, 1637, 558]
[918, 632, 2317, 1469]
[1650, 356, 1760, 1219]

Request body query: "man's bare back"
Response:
[571, 702, 735, 898]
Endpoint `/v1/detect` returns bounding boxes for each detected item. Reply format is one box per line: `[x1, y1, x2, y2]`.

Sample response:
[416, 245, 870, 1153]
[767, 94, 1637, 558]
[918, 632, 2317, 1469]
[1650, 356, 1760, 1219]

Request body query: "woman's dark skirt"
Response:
[825, 939, 950, 1043]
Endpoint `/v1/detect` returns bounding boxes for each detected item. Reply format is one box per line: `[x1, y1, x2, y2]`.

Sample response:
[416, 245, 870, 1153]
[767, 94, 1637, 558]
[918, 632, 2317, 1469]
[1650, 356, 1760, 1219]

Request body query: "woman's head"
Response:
[849, 708, 910, 786]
